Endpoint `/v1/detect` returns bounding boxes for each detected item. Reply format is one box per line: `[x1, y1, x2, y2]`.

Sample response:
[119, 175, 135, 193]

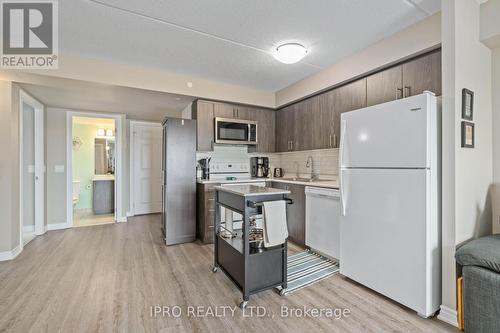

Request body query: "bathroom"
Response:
[72, 117, 116, 227]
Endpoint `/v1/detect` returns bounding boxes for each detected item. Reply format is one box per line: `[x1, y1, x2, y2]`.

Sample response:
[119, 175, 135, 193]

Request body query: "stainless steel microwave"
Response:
[214, 117, 257, 145]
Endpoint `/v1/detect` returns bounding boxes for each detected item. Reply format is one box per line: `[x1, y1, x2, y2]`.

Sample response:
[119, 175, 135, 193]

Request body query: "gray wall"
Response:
[0, 81, 20, 253]
[45, 109, 68, 225]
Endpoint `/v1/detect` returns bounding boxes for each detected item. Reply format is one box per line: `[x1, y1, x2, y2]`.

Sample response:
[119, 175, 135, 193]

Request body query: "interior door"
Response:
[133, 123, 162, 215]
[340, 168, 429, 313]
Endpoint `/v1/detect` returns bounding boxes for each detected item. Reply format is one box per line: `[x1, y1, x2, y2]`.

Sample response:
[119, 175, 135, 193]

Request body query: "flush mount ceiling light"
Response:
[273, 43, 309, 64]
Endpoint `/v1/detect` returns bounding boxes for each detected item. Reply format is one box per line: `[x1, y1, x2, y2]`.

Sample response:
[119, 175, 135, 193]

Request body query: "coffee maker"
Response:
[250, 157, 269, 178]
[198, 157, 211, 180]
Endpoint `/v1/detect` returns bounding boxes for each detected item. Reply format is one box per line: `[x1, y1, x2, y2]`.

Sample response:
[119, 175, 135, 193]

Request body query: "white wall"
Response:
[440, 0, 493, 322]
[0, 81, 15, 252]
[13, 54, 276, 108]
[181, 102, 193, 119]
[45, 109, 69, 225]
[480, 0, 500, 48]
[492, 47, 500, 234]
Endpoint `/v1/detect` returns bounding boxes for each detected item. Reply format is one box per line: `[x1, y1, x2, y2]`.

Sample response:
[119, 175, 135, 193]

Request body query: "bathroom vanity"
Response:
[92, 175, 114, 214]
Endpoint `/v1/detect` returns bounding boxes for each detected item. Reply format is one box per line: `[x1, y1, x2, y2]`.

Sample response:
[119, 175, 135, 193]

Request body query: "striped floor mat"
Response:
[277, 251, 339, 295]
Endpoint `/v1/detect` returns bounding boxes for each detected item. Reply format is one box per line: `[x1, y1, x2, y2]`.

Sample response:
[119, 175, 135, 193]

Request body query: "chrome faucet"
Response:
[306, 155, 317, 180]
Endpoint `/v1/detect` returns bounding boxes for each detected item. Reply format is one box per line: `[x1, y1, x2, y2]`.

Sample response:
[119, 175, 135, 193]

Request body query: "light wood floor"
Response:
[0, 214, 457, 333]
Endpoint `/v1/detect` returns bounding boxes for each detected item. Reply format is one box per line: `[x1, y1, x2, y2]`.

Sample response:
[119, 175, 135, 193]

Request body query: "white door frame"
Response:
[19, 90, 45, 251]
[66, 111, 125, 227]
[129, 120, 162, 217]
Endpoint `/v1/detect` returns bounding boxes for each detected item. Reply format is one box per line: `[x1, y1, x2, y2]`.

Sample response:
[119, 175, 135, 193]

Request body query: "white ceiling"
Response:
[19, 79, 194, 122]
[60, 0, 441, 92]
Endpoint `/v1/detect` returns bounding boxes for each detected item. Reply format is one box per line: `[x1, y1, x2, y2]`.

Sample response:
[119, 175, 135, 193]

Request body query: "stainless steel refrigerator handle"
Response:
[340, 120, 347, 216]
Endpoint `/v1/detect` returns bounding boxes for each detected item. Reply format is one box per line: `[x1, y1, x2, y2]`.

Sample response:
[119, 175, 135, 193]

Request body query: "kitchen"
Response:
[160, 48, 442, 315]
[3, 1, 497, 331]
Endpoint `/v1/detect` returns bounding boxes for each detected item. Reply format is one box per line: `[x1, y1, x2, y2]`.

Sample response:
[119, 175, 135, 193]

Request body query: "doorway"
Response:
[67, 112, 124, 227]
[19, 90, 45, 247]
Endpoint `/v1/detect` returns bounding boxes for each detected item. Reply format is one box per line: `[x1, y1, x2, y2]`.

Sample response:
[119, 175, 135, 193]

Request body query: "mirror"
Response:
[94, 138, 115, 175]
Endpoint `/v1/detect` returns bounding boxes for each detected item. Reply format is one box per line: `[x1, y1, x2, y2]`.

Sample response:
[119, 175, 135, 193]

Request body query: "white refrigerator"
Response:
[339, 92, 441, 318]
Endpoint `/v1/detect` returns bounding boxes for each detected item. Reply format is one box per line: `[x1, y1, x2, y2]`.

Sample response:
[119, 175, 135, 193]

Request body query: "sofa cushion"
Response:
[456, 235, 500, 274]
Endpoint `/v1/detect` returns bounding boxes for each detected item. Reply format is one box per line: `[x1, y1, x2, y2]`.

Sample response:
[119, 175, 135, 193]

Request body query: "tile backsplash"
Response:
[256, 149, 339, 178]
[197, 146, 339, 178]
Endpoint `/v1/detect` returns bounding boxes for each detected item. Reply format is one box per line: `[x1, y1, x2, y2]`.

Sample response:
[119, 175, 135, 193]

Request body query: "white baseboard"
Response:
[126, 211, 134, 217]
[437, 305, 458, 328]
[117, 216, 128, 223]
[47, 222, 71, 231]
[0, 244, 22, 261]
[23, 225, 35, 233]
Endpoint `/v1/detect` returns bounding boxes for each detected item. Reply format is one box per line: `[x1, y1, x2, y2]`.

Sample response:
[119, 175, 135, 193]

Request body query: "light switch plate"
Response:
[54, 165, 65, 173]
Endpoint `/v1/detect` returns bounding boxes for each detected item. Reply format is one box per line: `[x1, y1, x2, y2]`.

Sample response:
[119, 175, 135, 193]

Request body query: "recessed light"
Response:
[273, 43, 309, 64]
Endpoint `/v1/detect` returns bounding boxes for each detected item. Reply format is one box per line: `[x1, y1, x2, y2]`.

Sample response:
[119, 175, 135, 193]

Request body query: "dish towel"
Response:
[263, 200, 288, 248]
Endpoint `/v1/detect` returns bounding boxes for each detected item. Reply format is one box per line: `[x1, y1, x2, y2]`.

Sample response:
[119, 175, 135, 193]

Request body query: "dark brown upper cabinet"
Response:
[367, 65, 403, 107]
[402, 50, 442, 97]
[192, 100, 214, 152]
[367, 50, 442, 106]
[193, 100, 275, 153]
[254, 109, 275, 153]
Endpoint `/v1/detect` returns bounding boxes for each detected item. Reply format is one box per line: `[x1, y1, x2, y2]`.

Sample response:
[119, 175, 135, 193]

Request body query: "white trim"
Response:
[19, 89, 46, 257]
[116, 216, 128, 223]
[46, 223, 71, 231]
[126, 211, 134, 217]
[437, 305, 458, 328]
[0, 245, 22, 262]
[129, 120, 162, 216]
[23, 225, 35, 233]
[67, 111, 126, 227]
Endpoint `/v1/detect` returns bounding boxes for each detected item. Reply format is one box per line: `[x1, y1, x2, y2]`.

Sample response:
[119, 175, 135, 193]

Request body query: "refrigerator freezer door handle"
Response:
[340, 120, 347, 216]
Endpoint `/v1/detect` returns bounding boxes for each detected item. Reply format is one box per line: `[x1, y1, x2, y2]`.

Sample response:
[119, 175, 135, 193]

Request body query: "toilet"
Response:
[72, 180, 81, 207]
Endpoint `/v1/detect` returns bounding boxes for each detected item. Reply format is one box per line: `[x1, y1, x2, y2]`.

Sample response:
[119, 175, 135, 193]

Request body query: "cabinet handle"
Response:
[404, 86, 411, 98]
[333, 134, 337, 148]
[329, 135, 332, 148]
[396, 88, 403, 99]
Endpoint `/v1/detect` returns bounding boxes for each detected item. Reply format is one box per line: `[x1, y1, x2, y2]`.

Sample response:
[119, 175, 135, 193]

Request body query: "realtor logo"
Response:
[1, 0, 58, 69]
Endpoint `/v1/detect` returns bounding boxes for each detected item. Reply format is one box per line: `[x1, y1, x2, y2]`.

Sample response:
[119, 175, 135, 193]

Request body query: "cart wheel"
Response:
[279, 289, 287, 296]
[211, 266, 218, 273]
[239, 300, 248, 310]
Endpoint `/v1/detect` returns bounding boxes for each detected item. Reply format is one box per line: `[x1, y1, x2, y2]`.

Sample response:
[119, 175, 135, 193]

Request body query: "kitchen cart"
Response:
[212, 185, 292, 309]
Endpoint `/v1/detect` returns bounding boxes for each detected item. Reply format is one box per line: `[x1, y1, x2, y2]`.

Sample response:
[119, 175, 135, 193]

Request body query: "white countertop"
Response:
[197, 177, 339, 189]
[214, 184, 290, 197]
[93, 175, 115, 181]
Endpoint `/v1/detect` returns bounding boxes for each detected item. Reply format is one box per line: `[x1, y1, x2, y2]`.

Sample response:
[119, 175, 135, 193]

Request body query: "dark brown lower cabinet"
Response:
[196, 183, 219, 244]
[271, 182, 305, 247]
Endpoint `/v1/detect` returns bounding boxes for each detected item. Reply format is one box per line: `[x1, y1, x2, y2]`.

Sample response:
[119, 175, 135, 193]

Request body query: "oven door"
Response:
[215, 118, 257, 144]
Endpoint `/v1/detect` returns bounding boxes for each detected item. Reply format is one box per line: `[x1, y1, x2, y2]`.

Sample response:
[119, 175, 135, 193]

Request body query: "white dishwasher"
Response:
[305, 187, 341, 260]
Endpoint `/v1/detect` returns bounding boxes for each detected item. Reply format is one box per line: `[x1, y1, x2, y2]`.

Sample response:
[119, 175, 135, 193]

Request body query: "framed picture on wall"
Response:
[461, 121, 474, 148]
[462, 88, 474, 120]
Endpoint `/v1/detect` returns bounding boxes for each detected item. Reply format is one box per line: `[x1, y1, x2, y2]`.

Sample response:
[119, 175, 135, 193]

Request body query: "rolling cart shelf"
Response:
[213, 185, 292, 308]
